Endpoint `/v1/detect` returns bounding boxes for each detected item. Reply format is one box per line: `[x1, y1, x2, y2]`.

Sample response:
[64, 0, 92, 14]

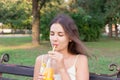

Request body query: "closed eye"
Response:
[50, 31, 65, 37]
[50, 31, 54, 36]
[58, 32, 64, 37]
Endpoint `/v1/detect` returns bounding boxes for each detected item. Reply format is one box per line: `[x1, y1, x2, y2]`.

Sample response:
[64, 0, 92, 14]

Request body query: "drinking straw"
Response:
[45, 46, 56, 70]
[52, 46, 56, 52]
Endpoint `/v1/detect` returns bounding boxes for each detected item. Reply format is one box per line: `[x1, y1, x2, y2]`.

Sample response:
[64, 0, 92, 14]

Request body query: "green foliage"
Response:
[72, 15, 99, 41]
[40, 0, 105, 41]
[40, 12, 55, 40]
[70, 8, 104, 41]
[1, 0, 120, 41]
[40, 0, 66, 40]
[104, 0, 120, 24]
[0, 0, 32, 29]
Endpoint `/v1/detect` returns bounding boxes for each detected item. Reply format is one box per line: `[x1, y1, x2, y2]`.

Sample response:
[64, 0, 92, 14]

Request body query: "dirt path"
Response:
[0, 34, 31, 37]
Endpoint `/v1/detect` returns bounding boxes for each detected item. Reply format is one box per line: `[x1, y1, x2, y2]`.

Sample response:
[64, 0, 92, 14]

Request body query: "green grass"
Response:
[86, 37, 120, 75]
[0, 36, 120, 79]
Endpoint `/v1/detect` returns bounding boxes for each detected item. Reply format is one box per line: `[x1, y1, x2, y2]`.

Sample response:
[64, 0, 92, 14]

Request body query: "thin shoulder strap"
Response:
[73, 55, 79, 66]
[41, 55, 45, 64]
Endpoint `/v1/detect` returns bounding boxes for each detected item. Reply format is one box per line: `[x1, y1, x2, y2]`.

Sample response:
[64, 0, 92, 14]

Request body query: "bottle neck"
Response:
[46, 58, 52, 68]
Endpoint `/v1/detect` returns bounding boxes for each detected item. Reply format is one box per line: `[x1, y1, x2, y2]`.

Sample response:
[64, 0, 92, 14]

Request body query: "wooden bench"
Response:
[0, 54, 120, 80]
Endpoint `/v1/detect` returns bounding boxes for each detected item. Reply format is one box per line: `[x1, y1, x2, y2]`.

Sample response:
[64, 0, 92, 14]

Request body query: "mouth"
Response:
[52, 44, 58, 48]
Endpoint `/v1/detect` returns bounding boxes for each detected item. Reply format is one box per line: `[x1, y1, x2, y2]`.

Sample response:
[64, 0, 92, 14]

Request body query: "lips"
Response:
[52, 44, 58, 47]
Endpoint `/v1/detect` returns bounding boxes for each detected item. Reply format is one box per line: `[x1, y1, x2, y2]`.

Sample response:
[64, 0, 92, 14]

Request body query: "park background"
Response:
[0, 0, 120, 80]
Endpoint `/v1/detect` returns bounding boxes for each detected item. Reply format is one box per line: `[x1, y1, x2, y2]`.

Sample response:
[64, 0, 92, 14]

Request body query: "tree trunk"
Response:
[32, 0, 40, 46]
[115, 24, 118, 39]
[108, 23, 112, 38]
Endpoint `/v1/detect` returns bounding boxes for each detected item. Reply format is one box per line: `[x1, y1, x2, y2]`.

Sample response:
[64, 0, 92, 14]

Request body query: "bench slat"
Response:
[0, 63, 120, 80]
[90, 75, 116, 80]
[0, 64, 33, 77]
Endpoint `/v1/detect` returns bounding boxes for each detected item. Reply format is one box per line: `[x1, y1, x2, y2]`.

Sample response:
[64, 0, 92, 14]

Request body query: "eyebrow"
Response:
[50, 31, 64, 33]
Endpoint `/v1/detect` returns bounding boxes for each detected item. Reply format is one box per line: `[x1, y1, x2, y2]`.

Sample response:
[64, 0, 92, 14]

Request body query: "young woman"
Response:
[33, 14, 89, 80]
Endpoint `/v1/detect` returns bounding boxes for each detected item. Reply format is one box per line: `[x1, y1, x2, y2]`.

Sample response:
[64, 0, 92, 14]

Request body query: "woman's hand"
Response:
[37, 73, 45, 80]
[48, 51, 65, 70]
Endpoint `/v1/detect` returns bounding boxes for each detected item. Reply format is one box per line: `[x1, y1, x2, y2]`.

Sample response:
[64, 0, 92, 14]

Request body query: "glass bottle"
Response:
[40, 55, 46, 74]
[43, 58, 54, 80]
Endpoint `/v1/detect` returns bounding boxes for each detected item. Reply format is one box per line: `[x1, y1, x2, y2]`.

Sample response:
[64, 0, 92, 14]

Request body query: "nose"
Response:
[52, 35, 58, 41]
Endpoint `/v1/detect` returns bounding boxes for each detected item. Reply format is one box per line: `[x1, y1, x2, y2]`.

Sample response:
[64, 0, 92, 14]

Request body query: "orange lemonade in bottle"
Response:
[43, 59, 54, 80]
[43, 68, 54, 80]
[42, 46, 56, 80]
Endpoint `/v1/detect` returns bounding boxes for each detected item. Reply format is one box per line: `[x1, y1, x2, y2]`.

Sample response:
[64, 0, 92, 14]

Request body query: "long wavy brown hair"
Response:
[49, 13, 88, 56]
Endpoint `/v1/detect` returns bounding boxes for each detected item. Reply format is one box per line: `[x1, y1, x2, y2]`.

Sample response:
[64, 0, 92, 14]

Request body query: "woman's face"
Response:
[49, 23, 69, 52]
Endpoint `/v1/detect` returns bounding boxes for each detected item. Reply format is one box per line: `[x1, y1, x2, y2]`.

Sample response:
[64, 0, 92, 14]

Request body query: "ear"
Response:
[69, 40, 72, 42]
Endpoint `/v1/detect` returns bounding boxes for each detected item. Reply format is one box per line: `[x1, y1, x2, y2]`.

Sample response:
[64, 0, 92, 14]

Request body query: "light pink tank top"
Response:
[54, 55, 79, 80]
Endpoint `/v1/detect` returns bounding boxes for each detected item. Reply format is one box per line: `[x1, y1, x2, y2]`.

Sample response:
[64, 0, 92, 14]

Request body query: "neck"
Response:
[59, 49, 72, 59]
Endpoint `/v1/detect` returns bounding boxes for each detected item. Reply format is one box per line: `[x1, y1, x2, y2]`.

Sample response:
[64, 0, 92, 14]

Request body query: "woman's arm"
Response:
[76, 55, 89, 80]
[33, 56, 41, 80]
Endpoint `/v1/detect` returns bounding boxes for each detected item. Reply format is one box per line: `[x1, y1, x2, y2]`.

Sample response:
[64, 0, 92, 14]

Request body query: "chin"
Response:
[56, 49, 63, 52]
[55, 49, 59, 51]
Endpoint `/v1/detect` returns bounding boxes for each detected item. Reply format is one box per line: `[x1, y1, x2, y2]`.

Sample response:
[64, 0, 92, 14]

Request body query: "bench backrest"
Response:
[0, 64, 120, 80]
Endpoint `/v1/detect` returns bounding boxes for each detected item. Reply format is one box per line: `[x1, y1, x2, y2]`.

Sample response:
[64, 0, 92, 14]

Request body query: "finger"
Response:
[48, 51, 55, 56]
[37, 73, 44, 79]
[37, 76, 43, 79]
[48, 51, 53, 54]
[38, 75, 46, 80]
[49, 54, 58, 60]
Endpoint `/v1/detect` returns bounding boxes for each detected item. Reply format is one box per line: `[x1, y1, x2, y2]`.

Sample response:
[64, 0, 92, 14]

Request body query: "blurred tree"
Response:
[104, 0, 120, 39]
[0, 0, 32, 32]
[66, 0, 105, 41]
[40, 0, 66, 40]
[32, 0, 65, 45]
[65, 0, 120, 41]
[1, 0, 120, 44]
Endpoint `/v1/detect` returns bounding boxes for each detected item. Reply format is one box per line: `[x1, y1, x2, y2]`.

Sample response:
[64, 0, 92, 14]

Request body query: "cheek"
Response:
[49, 36, 52, 44]
[49, 36, 53, 41]
[59, 37, 69, 46]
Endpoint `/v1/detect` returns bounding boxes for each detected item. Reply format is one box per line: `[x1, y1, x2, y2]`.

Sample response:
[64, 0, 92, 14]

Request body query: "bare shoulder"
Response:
[76, 55, 89, 80]
[78, 54, 88, 61]
[76, 54, 88, 66]
[36, 54, 48, 62]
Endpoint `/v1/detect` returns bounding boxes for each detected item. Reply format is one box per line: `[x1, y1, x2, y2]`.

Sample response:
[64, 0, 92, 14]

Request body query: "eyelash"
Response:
[59, 34, 64, 37]
[50, 33, 64, 37]
[50, 33, 54, 36]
